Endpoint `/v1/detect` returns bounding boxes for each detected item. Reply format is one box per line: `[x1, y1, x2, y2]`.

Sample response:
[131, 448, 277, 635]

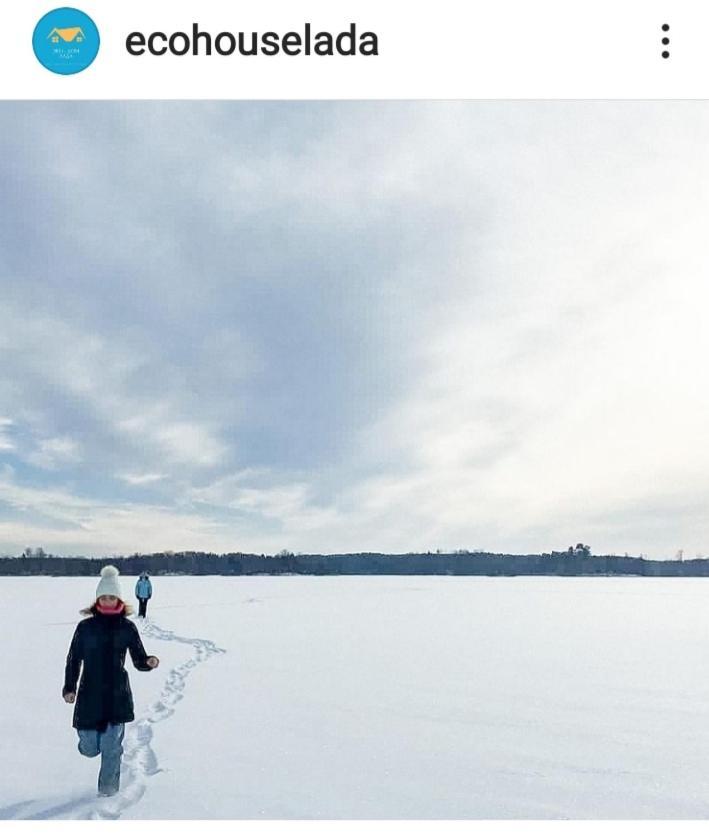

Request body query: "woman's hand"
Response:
[146, 656, 160, 669]
[63, 692, 76, 703]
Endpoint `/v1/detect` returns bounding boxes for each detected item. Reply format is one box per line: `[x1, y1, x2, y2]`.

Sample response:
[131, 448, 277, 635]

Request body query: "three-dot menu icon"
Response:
[661, 24, 670, 59]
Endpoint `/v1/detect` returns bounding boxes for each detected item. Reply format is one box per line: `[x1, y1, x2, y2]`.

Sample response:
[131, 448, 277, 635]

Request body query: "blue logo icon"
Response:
[32, 8, 100, 75]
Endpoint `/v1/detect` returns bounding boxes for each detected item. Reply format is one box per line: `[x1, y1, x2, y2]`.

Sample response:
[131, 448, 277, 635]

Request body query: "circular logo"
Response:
[32, 8, 100, 75]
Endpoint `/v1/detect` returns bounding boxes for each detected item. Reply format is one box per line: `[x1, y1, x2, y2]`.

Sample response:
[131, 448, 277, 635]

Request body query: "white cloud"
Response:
[154, 422, 227, 468]
[117, 472, 167, 486]
[0, 302, 230, 473]
[0, 417, 14, 451]
[0, 472, 225, 555]
[190, 470, 343, 533]
[2, 102, 709, 558]
[26, 436, 82, 470]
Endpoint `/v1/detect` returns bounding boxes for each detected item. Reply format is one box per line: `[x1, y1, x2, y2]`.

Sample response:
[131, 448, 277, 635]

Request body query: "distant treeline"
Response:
[1, 551, 709, 577]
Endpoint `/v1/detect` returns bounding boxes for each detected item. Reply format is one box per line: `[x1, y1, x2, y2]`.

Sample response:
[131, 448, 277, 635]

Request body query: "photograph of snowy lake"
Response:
[1, 101, 709, 821]
[1, 575, 709, 819]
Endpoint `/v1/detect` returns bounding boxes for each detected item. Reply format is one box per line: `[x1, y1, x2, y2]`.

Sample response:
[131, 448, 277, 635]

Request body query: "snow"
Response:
[1, 574, 709, 820]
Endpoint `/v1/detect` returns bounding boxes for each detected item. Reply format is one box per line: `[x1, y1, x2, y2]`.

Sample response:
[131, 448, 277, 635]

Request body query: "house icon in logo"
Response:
[33, 8, 100, 75]
[48, 27, 85, 44]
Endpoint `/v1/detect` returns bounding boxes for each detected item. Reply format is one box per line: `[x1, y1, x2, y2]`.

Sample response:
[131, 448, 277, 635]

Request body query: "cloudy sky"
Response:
[0, 101, 708, 558]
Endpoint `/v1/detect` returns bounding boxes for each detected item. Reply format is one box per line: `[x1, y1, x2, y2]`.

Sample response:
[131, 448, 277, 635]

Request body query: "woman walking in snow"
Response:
[135, 571, 152, 618]
[62, 565, 160, 797]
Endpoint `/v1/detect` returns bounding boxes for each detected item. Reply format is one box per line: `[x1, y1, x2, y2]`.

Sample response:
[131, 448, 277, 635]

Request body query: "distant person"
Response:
[135, 571, 153, 618]
[62, 565, 160, 797]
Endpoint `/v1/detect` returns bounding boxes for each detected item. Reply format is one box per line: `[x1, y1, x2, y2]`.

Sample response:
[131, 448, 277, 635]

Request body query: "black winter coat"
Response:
[63, 611, 154, 730]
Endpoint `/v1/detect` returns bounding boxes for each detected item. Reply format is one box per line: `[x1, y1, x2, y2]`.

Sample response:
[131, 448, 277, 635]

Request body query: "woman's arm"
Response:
[128, 623, 159, 671]
[63, 625, 83, 698]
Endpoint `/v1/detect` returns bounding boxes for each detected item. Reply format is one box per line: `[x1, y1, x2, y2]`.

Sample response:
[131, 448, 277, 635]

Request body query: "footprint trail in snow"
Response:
[62, 618, 225, 821]
[90, 618, 227, 820]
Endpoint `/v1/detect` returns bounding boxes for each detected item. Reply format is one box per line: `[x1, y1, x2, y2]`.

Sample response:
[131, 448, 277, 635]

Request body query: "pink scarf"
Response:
[96, 600, 125, 615]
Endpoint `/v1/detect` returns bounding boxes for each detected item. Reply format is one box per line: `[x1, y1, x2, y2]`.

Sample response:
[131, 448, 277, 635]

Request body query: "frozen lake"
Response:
[1, 575, 708, 819]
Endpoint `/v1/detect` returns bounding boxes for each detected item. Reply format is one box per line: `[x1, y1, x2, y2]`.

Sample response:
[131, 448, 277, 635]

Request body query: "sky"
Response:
[0, 101, 708, 559]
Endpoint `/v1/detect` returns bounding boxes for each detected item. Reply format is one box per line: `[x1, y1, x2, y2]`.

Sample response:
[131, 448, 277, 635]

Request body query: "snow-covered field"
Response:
[1, 575, 709, 820]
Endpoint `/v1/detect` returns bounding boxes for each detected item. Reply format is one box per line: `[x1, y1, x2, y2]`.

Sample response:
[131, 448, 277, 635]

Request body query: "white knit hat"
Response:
[96, 565, 124, 600]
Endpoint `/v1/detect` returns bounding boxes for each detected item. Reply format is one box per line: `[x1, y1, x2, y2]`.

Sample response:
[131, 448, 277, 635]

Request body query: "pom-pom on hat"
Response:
[96, 565, 124, 601]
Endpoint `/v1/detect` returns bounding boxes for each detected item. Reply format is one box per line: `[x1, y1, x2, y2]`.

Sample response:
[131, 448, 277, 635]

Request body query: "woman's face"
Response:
[98, 595, 119, 607]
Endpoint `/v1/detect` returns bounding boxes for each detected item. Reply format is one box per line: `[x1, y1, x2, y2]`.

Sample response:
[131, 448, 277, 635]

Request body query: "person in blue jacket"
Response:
[135, 572, 153, 618]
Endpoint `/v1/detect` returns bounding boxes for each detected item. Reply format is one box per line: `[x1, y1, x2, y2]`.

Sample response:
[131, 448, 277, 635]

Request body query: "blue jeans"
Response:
[77, 723, 125, 795]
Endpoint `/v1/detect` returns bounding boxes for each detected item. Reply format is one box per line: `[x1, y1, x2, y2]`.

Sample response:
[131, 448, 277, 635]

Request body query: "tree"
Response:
[568, 544, 591, 558]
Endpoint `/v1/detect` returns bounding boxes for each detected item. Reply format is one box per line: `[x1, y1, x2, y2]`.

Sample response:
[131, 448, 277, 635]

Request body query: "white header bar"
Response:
[2, 0, 709, 99]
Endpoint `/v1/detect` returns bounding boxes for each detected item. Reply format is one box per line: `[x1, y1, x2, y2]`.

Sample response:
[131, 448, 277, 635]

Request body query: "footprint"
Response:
[69, 619, 225, 820]
[5, 620, 227, 820]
